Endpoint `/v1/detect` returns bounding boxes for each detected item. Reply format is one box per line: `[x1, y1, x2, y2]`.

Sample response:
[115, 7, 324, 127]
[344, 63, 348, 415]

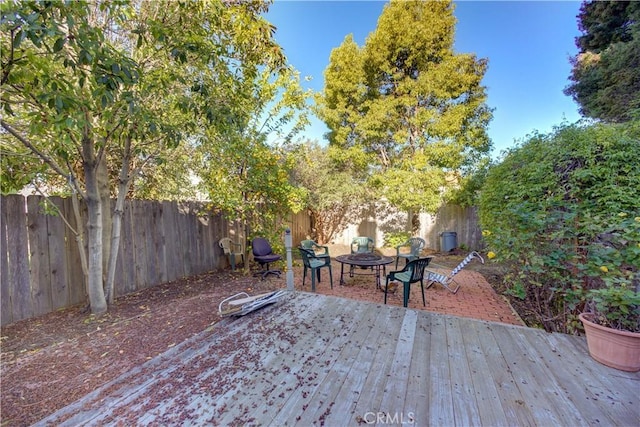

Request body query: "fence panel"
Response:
[27, 196, 52, 317]
[292, 202, 482, 252]
[161, 201, 180, 282]
[118, 200, 136, 295]
[1, 195, 12, 325]
[47, 196, 72, 311]
[3, 195, 32, 323]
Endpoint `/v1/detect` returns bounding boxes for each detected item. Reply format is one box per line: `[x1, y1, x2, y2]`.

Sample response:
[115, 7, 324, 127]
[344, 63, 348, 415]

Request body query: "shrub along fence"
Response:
[1, 195, 479, 326]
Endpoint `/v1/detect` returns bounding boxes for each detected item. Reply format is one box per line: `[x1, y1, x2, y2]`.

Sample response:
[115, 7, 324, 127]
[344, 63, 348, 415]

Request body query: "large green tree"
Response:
[316, 0, 492, 214]
[564, 0, 640, 122]
[1, 0, 286, 313]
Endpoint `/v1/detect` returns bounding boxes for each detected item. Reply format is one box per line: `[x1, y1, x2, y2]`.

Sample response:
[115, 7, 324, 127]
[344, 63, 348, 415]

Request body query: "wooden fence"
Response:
[324, 202, 483, 252]
[1, 195, 479, 326]
[0, 195, 243, 326]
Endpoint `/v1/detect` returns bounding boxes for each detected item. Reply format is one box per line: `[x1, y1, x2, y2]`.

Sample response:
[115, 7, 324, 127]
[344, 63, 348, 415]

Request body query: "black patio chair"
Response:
[252, 237, 282, 279]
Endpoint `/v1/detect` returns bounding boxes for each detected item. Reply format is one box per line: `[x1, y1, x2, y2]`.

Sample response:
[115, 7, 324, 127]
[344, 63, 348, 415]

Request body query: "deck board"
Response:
[349, 306, 407, 420]
[404, 311, 431, 424]
[36, 292, 640, 427]
[453, 317, 505, 427]
[324, 305, 399, 425]
[296, 298, 381, 425]
[496, 324, 582, 426]
[426, 315, 456, 426]
[465, 320, 537, 427]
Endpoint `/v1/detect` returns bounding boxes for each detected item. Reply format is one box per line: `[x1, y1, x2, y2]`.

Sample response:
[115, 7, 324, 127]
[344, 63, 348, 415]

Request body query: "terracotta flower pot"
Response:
[579, 313, 640, 372]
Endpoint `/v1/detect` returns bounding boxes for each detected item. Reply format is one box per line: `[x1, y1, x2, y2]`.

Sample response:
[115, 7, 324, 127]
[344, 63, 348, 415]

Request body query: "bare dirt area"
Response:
[1, 254, 519, 426]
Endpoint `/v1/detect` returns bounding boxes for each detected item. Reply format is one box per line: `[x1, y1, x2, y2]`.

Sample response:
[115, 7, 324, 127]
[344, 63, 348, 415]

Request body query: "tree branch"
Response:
[1, 119, 71, 181]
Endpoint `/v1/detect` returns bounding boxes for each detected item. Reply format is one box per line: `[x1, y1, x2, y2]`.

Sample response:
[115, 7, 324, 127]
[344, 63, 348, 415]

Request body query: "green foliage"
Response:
[444, 157, 491, 207]
[479, 121, 640, 333]
[198, 64, 311, 248]
[384, 232, 411, 249]
[587, 285, 640, 332]
[289, 141, 368, 243]
[316, 0, 492, 214]
[565, 1, 640, 122]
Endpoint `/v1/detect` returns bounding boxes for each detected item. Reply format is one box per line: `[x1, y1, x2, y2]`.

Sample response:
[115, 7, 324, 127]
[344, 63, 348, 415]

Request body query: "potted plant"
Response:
[579, 285, 640, 372]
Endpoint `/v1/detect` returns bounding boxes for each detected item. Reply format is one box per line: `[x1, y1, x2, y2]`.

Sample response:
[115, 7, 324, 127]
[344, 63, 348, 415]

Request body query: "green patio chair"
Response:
[299, 239, 330, 258]
[385, 257, 433, 308]
[299, 247, 333, 292]
[395, 237, 426, 269]
[351, 236, 374, 254]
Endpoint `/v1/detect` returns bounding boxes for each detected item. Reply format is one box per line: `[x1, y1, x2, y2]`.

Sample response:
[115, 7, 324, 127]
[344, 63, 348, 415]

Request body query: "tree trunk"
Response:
[83, 136, 107, 315]
[105, 137, 133, 303]
[70, 191, 89, 294]
[97, 154, 112, 293]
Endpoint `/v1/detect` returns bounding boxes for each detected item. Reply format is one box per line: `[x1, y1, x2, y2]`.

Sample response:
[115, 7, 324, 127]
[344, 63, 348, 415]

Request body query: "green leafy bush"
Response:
[479, 121, 640, 333]
[384, 232, 412, 249]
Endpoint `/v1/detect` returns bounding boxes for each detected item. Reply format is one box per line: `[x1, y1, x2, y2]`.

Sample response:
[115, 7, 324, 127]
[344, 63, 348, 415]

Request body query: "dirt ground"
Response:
[1, 253, 521, 426]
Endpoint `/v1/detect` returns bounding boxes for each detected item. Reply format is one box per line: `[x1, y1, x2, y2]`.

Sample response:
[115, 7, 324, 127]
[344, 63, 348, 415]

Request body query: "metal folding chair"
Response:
[425, 251, 485, 294]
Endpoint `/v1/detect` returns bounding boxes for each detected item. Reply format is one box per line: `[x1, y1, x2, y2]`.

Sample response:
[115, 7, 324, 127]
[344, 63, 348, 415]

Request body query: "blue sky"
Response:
[266, 0, 584, 157]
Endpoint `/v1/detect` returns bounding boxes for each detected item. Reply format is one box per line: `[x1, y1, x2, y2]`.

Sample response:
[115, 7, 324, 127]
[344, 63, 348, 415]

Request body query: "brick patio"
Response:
[274, 253, 524, 326]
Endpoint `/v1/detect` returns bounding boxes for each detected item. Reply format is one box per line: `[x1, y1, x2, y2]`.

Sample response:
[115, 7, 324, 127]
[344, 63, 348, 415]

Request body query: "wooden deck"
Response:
[37, 292, 639, 426]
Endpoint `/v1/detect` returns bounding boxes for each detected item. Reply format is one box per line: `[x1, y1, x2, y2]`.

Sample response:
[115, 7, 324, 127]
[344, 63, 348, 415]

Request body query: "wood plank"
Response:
[445, 316, 486, 426]
[62, 196, 85, 305]
[173, 293, 345, 425]
[137, 293, 331, 426]
[320, 305, 399, 425]
[266, 297, 373, 425]
[118, 201, 136, 295]
[1, 195, 13, 325]
[133, 200, 149, 288]
[463, 319, 536, 427]
[489, 325, 578, 426]
[46, 196, 71, 310]
[513, 329, 608, 423]
[27, 196, 52, 317]
[550, 332, 640, 395]
[43, 293, 310, 426]
[535, 332, 639, 424]
[141, 200, 157, 286]
[5, 194, 32, 321]
[164, 201, 178, 281]
[155, 202, 168, 284]
[376, 309, 418, 416]
[427, 314, 455, 426]
[402, 309, 432, 424]
[350, 307, 407, 417]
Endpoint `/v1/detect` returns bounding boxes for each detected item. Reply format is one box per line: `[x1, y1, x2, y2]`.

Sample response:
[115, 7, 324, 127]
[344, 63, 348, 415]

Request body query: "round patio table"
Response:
[335, 253, 394, 289]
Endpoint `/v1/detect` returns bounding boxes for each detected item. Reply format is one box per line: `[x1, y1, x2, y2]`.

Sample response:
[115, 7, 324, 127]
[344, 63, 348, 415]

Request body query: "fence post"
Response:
[285, 229, 294, 291]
